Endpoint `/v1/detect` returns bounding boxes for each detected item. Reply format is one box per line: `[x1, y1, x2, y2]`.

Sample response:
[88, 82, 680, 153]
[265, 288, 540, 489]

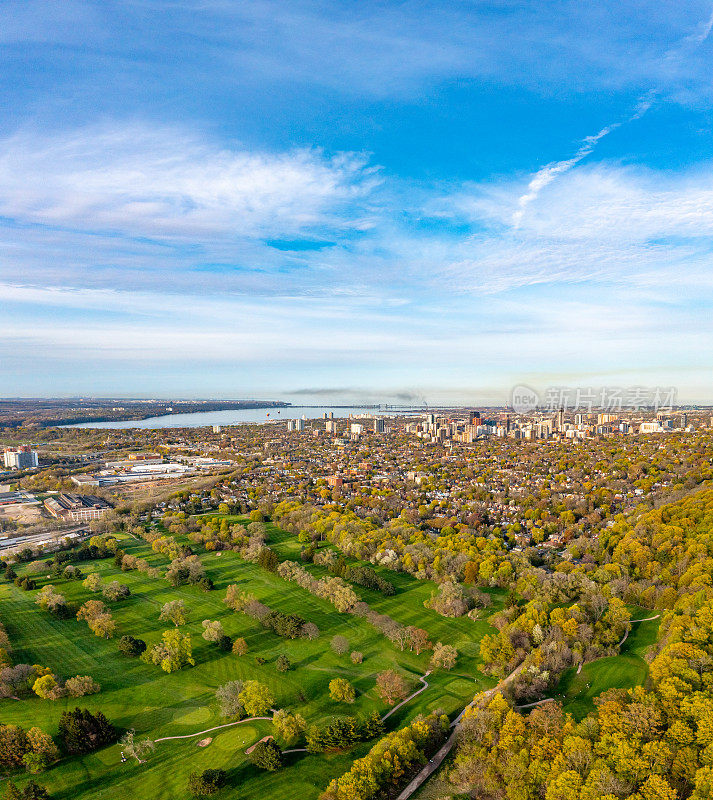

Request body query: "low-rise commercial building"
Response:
[44, 493, 112, 522]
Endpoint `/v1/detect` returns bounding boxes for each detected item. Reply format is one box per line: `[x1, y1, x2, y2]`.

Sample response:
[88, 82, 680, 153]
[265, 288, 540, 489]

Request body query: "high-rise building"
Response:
[212, 425, 222, 433]
[373, 418, 385, 433]
[3, 446, 38, 470]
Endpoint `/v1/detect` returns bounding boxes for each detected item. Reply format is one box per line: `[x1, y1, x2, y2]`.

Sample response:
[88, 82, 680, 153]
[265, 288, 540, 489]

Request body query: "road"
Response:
[0, 525, 89, 553]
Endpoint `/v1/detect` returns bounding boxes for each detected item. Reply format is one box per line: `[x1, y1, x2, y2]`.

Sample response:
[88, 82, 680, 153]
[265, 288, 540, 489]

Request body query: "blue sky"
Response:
[3, 0, 713, 404]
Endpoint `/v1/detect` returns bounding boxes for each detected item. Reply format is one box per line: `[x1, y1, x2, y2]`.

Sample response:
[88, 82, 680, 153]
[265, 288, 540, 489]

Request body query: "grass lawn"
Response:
[0, 519, 500, 799]
[554, 613, 660, 720]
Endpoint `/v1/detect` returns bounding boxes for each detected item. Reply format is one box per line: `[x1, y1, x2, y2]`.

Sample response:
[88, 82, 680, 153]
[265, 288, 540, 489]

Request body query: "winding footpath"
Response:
[154, 711, 277, 743]
[381, 671, 431, 722]
[618, 614, 660, 647]
[395, 661, 526, 800]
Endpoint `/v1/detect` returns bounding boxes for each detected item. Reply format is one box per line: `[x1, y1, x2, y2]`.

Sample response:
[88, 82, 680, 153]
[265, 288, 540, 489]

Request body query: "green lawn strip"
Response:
[554, 615, 660, 720]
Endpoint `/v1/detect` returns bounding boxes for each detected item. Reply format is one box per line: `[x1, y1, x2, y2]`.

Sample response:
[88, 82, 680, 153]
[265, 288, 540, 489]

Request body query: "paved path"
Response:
[381, 671, 431, 722]
[618, 614, 660, 647]
[155, 714, 273, 742]
[515, 697, 555, 710]
[395, 662, 526, 800]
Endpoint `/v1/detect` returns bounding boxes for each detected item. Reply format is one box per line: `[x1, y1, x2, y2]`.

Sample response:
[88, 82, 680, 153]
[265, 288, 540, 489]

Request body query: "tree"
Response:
[118, 635, 146, 657]
[187, 769, 226, 797]
[329, 678, 356, 703]
[0, 724, 29, 770]
[23, 727, 59, 773]
[36, 586, 66, 616]
[407, 627, 432, 655]
[424, 580, 470, 617]
[223, 583, 241, 610]
[216, 680, 244, 719]
[201, 619, 225, 643]
[19, 784, 50, 800]
[159, 600, 189, 627]
[302, 622, 320, 640]
[119, 729, 155, 763]
[58, 708, 116, 754]
[376, 669, 408, 705]
[3, 783, 22, 800]
[65, 675, 101, 697]
[141, 630, 195, 673]
[248, 739, 283, 771]
[232, 637, 248, 656]
[88, 613, 116, 639]
[276, 654, 291, 673]
[272, 709, 306, 746]
[258, 547, 279, 572]
[102, 580, 130, 601]
[430, 642, 458, 671]
[350, 651, 363, 664]
[83, 573, 102, 592]
[76, 599, 106, 622]
[32, 675, 64, 700]
[331, 635, 349, 655]
[240, 680, 274, 717]
[63, 564, 83, 581]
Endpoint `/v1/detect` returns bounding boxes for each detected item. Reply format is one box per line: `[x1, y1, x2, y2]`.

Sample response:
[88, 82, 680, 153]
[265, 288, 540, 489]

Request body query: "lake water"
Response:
[69, 405, 420, 429]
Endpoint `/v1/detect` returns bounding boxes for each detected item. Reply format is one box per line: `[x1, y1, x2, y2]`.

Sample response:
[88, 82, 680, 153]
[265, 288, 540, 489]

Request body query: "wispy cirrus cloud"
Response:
[0, 124, 379, 239]
[511, 2, 713, 227]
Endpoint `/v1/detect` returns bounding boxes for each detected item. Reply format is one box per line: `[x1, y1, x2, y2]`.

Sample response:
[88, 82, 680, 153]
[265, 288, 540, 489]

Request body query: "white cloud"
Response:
[0, 124, 378, 239]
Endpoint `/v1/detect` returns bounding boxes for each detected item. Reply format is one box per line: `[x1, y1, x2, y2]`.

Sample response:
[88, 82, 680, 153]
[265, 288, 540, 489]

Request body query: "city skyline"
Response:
[3, 1, 713, 401]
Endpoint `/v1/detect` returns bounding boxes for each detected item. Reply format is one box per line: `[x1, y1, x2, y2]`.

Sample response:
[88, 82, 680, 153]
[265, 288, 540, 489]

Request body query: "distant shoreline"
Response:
[63, 404, 426, 429]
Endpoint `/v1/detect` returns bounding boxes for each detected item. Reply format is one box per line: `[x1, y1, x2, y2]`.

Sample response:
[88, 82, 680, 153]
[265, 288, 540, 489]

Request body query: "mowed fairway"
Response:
[555, 614, 660, 720]
[0, 520, 501, 799]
